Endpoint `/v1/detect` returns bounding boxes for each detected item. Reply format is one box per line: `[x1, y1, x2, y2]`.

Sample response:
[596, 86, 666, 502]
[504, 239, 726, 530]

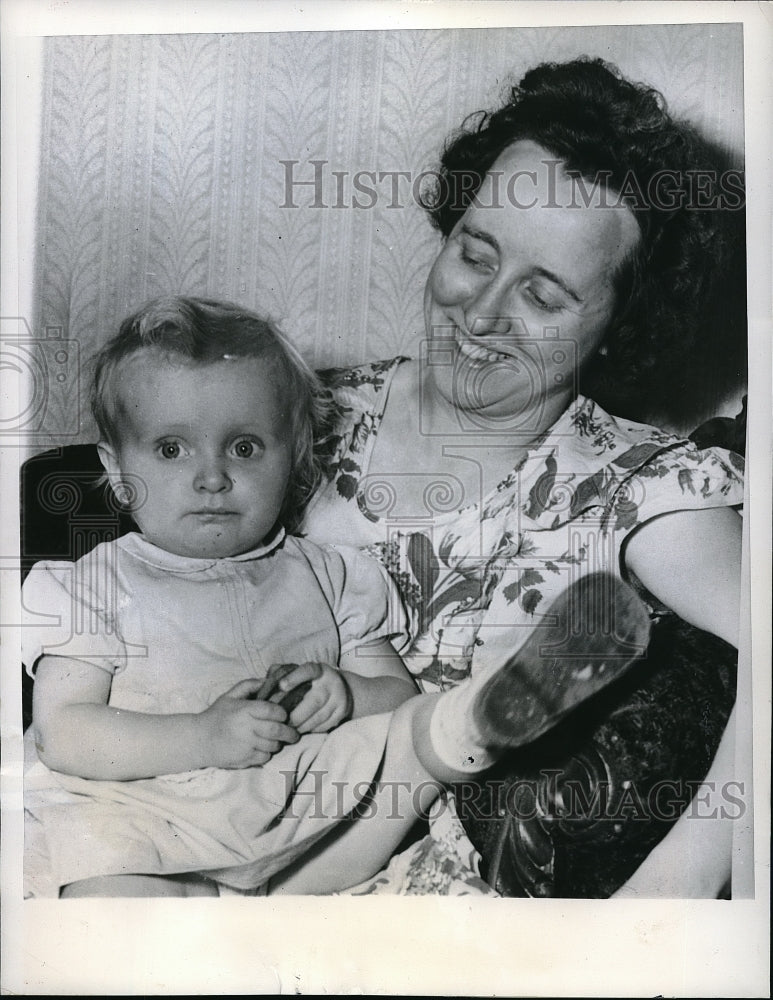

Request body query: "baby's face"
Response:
[99, 352, 293, 559]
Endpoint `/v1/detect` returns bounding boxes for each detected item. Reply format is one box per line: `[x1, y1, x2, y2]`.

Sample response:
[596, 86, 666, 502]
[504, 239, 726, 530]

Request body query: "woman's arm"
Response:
[617, 505, 744, 897]
[612, 705, 737, 898]
[624, 505, 742, 648]
[32, 655, 298, 781]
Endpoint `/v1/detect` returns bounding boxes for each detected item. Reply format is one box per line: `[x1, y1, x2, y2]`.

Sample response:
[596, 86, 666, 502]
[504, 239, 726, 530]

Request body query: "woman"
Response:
[269, 57, 745, 897]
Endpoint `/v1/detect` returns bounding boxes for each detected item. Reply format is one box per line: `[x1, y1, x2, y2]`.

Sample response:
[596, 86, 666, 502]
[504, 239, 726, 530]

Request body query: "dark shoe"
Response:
[473, 571, 651, 748]
[457, 614, 738, 898]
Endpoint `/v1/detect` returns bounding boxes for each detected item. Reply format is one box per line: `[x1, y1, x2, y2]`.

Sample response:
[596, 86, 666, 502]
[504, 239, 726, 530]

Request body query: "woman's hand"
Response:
[197, 678, 300, 768]
[264, 662, 354, 735]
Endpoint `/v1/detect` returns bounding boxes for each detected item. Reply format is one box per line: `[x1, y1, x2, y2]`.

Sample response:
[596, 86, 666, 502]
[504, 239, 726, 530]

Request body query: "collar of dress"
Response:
[117, 525, 287, 572]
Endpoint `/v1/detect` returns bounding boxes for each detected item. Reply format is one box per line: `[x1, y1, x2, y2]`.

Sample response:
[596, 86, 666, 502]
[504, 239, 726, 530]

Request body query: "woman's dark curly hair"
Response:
[425, 58, 746, 425]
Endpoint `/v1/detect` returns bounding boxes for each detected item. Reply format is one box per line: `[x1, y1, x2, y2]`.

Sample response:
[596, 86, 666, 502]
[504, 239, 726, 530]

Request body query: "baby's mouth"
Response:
[189, 510, 238, 518]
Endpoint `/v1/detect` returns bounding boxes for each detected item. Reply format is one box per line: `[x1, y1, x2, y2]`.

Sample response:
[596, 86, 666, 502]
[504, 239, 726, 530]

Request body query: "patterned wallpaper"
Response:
[32, 23, 745, 446]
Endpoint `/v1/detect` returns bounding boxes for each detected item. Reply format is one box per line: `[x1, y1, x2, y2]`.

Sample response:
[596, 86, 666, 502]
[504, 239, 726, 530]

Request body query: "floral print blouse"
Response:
[304, 357, 744, 695]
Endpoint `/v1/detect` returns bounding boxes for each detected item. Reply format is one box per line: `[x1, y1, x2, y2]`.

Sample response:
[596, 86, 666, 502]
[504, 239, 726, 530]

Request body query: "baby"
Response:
[22, 296, 417, 898]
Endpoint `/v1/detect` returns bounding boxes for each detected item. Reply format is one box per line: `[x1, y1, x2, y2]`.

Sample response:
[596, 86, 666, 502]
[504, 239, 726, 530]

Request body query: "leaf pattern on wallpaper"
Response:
[366, 30, 460, 360]
[652, 25, 742, 155]
[366, 213, 439, 361]
[32, 27, 744, 448]
[310, 30, 383, 369]
[248, 32, 333, 349]
[147, 35, 219, 295]
[623, 24, 709, 125]
[97, 34, 160, 332]
[36, 36, 113, 441]
[206, 33, 271, 305]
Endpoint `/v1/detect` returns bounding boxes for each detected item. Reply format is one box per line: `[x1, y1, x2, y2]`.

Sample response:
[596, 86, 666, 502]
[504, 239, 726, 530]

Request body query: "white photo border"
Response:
[1, 1, 770, 996]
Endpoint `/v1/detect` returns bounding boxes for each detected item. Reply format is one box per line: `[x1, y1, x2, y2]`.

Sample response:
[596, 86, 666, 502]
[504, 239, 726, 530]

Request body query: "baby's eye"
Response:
[231, 438, 262, 459]
[157, 440, 184, 460]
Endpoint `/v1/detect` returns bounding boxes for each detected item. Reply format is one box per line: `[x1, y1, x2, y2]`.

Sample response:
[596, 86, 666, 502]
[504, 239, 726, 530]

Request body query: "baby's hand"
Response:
[266, 662, 353, 735]
[198, 679, 299, 769]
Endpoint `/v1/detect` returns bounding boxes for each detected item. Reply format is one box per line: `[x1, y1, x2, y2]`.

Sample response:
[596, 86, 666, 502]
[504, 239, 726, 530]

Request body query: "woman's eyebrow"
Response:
[460, 222, 499, 252]
[461, 223, 582, 303]
[531, 266, 582, 304]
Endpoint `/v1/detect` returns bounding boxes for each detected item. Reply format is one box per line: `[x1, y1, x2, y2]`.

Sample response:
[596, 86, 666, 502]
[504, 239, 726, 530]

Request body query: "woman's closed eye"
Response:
[525, 282, 564, 313]
[460, 247, 494, 273]
[457, 234, 496, 273]
[456, 235, 569, 313]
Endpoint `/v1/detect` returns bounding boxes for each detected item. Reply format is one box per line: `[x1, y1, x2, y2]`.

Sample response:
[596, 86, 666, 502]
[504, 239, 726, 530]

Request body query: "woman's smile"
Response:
[455, 333, 513, 364]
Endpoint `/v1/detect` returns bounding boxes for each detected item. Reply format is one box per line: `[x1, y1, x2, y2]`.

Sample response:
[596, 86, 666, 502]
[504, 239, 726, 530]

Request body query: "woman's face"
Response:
[423, 140, 640, 422]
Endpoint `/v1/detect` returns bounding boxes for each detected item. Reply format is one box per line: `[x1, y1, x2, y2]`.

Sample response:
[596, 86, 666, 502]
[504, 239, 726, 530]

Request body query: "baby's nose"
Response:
[194, 458, 231, 492]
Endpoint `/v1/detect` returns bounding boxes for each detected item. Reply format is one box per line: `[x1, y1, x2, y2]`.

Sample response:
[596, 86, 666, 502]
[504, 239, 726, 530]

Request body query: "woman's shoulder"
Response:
[567, 395, 744, 475]
[312, 357, 412, 494]
[317, 356, 410, 408]
[554, 395, 745, 526]
[567, 396, 683, 458]
[516, 395, 744, 531]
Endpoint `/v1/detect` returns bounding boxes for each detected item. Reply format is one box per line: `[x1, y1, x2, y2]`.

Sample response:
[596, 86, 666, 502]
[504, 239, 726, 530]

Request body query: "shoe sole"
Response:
[473, 571, 651, 748]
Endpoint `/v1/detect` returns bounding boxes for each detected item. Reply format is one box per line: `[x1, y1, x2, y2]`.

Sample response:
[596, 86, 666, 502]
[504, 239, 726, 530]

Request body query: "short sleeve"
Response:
[21, 557, 128, 676]
[519, 398, 745, 547]
[319, 544, 409, 654]
[548, 441, 744, 580]
[595, 441, 745, 566]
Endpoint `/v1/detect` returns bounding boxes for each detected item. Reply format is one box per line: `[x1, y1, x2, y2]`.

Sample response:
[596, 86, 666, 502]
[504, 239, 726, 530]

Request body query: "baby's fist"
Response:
[268, 662, 353, 735]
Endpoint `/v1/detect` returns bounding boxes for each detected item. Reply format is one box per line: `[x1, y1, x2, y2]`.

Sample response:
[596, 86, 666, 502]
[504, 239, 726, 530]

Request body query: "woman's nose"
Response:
[194, 457, 232, 493]
[463, 281, 514, 338]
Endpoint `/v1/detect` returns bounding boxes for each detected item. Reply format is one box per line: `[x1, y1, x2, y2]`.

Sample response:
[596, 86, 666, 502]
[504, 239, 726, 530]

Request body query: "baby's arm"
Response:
[266, 640, 417, 735]
[32, 654, 299, 780]
[340, 638, 418, 717]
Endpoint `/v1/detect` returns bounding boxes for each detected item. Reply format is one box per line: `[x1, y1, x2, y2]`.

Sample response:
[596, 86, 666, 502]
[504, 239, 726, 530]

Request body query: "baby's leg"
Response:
[60, 873, 219, 897]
